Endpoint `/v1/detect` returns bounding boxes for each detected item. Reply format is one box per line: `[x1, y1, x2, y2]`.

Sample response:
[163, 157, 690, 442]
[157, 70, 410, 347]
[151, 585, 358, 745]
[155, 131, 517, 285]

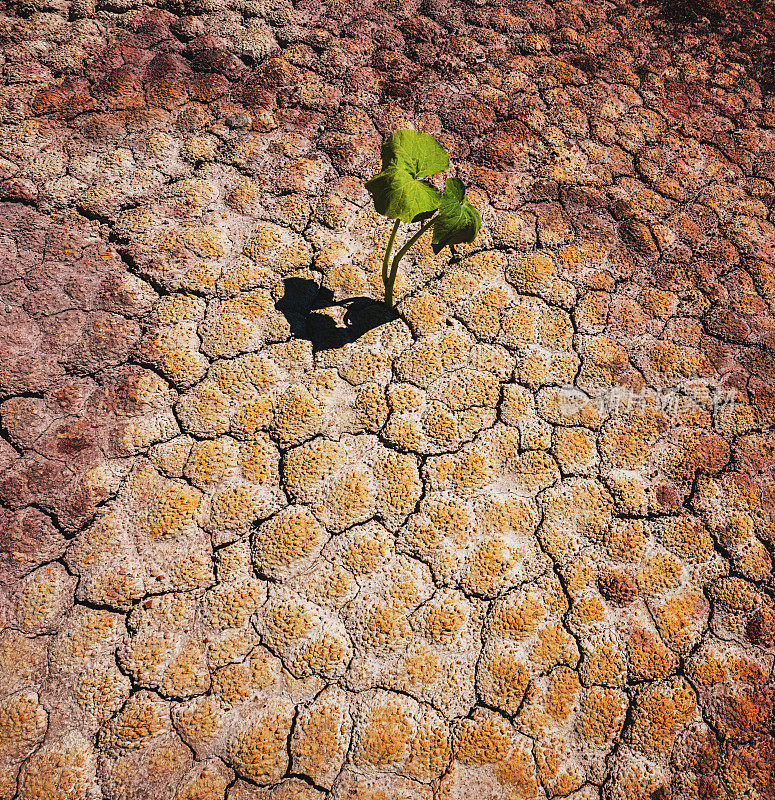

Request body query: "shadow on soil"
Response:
[275, 277, 396, 352]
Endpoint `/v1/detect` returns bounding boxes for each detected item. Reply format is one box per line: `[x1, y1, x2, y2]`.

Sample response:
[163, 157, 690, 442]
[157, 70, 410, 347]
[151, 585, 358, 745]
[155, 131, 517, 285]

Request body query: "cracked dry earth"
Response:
[1, 0, 775, 797]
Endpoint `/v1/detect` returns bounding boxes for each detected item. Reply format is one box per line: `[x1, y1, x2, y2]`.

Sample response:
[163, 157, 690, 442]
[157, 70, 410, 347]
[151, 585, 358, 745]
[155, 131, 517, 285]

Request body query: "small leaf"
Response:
[380, 129, 449, 178]
[431, 177, 482, 254]
[365, 164, 442, 223]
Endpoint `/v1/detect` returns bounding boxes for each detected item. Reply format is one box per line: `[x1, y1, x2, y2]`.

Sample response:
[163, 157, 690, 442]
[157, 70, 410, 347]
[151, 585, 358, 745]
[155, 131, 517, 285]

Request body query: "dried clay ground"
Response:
[0, 0, 774, 798]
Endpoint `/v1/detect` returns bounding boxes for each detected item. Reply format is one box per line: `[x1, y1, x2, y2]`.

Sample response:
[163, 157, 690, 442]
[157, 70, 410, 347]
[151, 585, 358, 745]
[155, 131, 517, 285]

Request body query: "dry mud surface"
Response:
[0, 0, 774, 797]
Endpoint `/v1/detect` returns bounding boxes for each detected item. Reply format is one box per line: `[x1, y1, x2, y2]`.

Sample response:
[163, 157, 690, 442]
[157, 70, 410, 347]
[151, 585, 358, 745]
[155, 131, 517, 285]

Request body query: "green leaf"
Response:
[379, 129, 449, 178]
[431, 177, 482, 254]
[366, 130, 450, 223]
[365, 164, 442, 223]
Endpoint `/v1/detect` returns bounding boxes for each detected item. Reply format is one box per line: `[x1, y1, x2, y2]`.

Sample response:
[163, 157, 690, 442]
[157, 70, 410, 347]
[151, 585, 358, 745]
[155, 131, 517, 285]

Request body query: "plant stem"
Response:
[384, 217, 435, 308]
[382, 219, 401, 295]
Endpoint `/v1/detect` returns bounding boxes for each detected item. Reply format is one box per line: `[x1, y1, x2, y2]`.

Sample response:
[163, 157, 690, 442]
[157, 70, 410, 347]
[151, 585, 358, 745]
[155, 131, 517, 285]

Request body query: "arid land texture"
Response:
[0, 0, 774, 797]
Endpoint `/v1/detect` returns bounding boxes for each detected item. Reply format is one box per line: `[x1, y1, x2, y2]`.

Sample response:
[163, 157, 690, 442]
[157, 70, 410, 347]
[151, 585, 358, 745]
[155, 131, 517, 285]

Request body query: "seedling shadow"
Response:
[275, 277, 395, 352]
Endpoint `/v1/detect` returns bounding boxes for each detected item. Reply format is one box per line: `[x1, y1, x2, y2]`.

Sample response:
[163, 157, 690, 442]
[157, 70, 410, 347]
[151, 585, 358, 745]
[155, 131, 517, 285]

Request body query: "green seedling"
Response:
[365, 129, 482, 308]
